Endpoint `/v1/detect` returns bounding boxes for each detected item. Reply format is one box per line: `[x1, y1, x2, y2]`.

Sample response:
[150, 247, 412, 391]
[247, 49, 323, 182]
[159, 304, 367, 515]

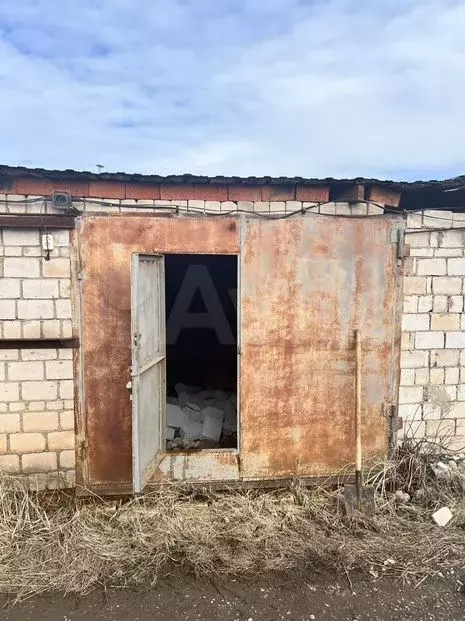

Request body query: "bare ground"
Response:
[1, 569, 465, 621]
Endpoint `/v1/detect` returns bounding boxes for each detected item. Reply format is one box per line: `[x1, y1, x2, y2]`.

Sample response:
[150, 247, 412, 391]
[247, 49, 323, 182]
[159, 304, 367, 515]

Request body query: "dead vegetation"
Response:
[1, 439, 465, 603]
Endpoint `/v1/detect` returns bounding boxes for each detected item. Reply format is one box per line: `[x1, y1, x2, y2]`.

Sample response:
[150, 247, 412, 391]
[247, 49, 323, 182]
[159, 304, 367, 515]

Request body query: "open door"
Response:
[131, 253, 166, 493]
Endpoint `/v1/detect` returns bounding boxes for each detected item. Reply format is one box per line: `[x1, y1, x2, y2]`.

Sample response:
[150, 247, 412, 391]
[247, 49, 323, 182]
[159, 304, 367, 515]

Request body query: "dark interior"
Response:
[165, 254, 238, 394]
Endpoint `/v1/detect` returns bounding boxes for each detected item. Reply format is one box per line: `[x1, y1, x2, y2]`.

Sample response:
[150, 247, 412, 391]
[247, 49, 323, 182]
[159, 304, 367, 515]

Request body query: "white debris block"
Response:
[183, 403, 203, 423]
[202, 412, 224, 443]
[166, 427, 176, 440]
[432, 506, 453, 527]
[223, 412, 237, 434]
[166, 404, 188, 428]
[182, 421, 202, 440]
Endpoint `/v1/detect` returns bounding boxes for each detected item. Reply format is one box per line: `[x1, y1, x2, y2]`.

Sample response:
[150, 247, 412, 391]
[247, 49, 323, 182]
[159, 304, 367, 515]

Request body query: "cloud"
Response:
[0, 0, 464, 179]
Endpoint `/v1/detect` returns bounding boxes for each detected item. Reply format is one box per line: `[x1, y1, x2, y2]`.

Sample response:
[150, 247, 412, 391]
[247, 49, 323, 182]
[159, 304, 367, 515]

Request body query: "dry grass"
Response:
[1, 439, 465, 602]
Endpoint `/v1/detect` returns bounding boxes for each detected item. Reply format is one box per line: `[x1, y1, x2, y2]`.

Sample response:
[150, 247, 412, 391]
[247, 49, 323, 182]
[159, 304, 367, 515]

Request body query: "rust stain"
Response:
[240, 216, 401, 479]
[78, 216, 239, 487]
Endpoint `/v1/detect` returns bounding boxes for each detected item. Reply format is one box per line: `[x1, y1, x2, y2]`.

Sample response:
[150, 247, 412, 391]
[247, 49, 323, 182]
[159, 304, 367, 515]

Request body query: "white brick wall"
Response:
[0, 219, 75, 490]
[400, 211, 465, 448]
[0, 348, 75, 489]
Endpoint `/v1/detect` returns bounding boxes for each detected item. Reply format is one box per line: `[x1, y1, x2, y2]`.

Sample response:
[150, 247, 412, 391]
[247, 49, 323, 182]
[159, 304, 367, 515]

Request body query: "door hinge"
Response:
[396, 228, 409, 259]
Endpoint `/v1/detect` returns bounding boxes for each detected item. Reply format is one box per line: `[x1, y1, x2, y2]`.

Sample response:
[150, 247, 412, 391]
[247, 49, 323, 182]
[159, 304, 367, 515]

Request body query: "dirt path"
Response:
[1, 570, 464, 621]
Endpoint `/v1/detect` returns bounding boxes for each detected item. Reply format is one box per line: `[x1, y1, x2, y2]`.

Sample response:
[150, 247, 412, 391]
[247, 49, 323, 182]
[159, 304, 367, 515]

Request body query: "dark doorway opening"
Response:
[164, 254, 238, 450]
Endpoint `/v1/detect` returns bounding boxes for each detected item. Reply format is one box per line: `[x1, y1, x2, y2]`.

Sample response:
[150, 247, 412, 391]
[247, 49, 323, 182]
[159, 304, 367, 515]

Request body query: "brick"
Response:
[399, 403, 422, 421]
[59, 380, 74, 399]
[444, 385, 457, 400]
[406, 232, 429, 248]
[0, 382, 19, 401]
[416, 258, 446, 276]
[237, 201, 254, 212]
[295, 185, 329, 202]
[55, 299, 72, 319]
[22, 381, 57, 400]
[448, 258, 465, 275]
[194, 185, 228, 201]
[9, 403, 25, 412]
[406, 213, 423, 229]
[415, 332, 444, 349]
[22, 279, 59, 299]
[59, 450, 75, 469]
[0, 299, 15, 319]
[0, 454, 19, 473]
[0, 350, 19, 361]
[0, 279, 20, 298]
[418, 296, 433, 312]
[58, 349, 73, 360]
[51, 230, 70, 247]
[438, 230, 465, 247]
[7, 361, 43, 381]
[403, 277, 428, 295]
[448, 295, 463, 312]
[10, 432, 45, 453]
[27, 473, 48, 491]
[228, 186, 262, 201]
[0, 434, 6, 453]
[61, 320, 73, 337]
[423, 402, 442, 419]
[64, 400, 74, 409]
[23, 411, 58, 432]
[410, 248, 434, 257]
[65, 469, 75, 487]
[261, 185, 295, 201]
[269, 201, 286, 212]
[4, 257, 40, 278]
[459, 385, 465, 401]
[400, 350, 429, 368]
[402, 420, 425, 439]
[22, 452, 57, 473]
[17, 299, 54, 319]
[2, 229, 40, 246]
[42, 320, 61, 338]
[446, 332, 465, 348]
[400, 368, 415, 386]
[59, 279, 71, 298]
[415, 368, 429, 385]
[423, 210, 453, 229]
[124, 183, 161, 200]
[431, 313, 460, 330]
[22, 321, 41, 338]
[59, 410, 74, 430]
[453, 405, 465, 420]
[87, 180, 125, 199]
[3, 321, 21, 338]
[425, 419, 455, 438]
[21, 349, 57, 360]
[402, 314, 429, 331]
[48, 430, 74, 450]
[42, 258, 70, 278]
[434, 248, 458, 257]
[45, 360, 73, 380]
[445, 367, 459, 384]
[431, 349, 459, 367]
[432, 277, 462, 294]
[433, 296, 448, 312]
[320, 204, 337, 215]
[398, 386, 423, 404]
[46, 400, 63, 410]
[0, 363, 3, 381]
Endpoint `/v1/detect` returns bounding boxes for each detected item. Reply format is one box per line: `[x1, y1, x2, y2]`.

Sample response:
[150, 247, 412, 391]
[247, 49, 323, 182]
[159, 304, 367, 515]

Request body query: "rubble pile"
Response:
[166, 383, 237, 450]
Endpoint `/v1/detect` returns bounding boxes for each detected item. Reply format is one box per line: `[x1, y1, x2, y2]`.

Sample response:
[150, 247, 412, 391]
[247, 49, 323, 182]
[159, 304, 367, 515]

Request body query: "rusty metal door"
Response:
[240, 216, 403, 480]
[131, 253, 166, 493]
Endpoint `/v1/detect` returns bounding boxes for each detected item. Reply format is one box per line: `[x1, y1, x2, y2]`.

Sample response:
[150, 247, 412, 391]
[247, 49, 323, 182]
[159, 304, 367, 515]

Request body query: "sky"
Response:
[0, 0, 464, 180]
